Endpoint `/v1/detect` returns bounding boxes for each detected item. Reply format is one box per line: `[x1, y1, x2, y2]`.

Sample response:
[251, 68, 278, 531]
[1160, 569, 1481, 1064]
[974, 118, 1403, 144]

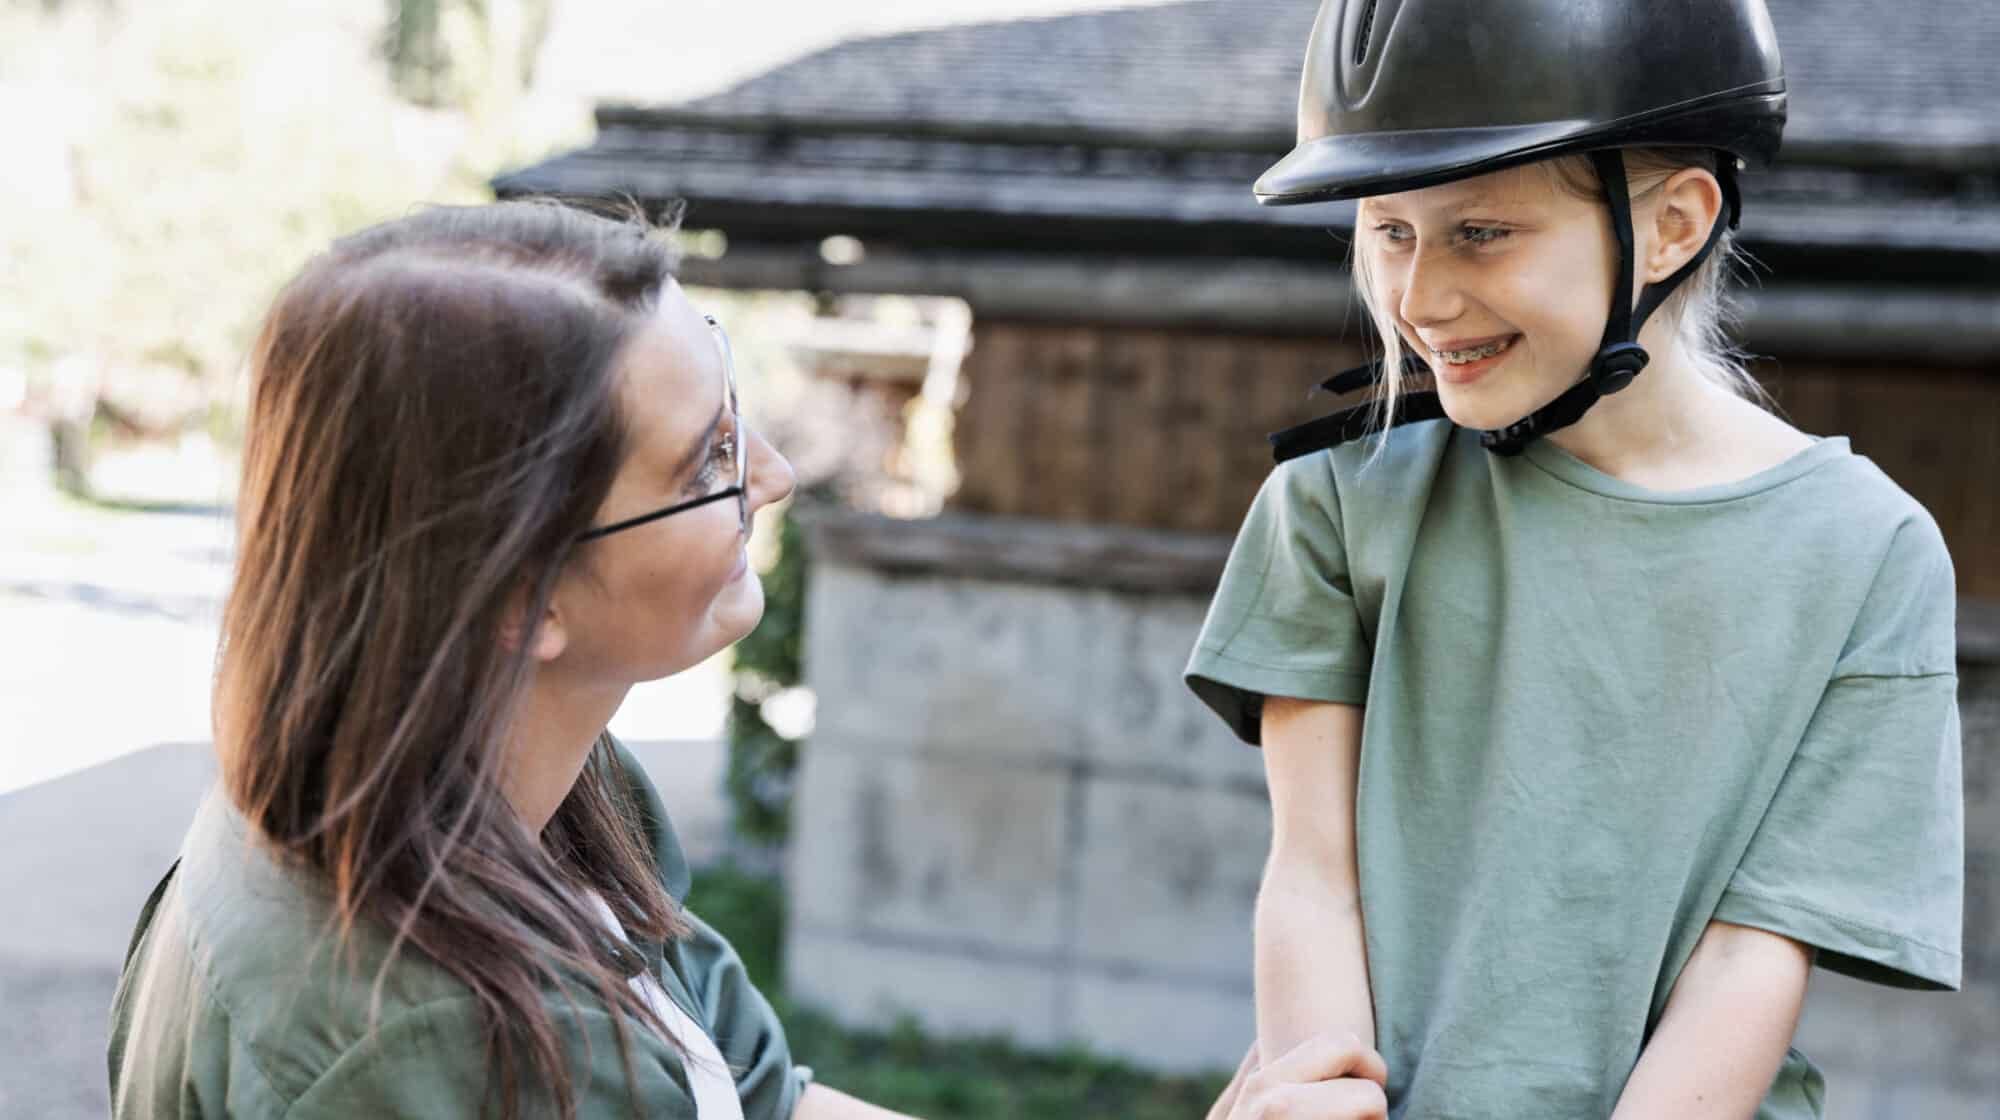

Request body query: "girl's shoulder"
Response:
[1267, 416, 1460, 520]
[1753, 436, 1950, 575]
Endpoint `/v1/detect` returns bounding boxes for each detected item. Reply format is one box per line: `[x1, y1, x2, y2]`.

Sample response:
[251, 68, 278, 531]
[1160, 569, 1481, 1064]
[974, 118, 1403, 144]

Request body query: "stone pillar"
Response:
[784, 511, 1261, 1070]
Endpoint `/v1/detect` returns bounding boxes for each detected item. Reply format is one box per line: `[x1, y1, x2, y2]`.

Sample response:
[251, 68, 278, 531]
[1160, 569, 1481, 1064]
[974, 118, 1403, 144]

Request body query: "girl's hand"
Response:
[1206, 1034, 1390, 1120]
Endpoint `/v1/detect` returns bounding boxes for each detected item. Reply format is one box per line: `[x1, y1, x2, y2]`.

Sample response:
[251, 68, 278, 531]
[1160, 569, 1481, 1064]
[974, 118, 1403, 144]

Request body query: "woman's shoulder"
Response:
[174, 791, 461, 999]
[170, 741, 687, 1012]
[119, 783, 700, 1116]
[115, 792, 470, 1108]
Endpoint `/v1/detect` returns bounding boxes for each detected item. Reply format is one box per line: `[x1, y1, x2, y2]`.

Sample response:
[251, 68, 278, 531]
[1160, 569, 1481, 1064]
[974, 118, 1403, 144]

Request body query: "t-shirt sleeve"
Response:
[674, 910, 810, 1120]
[1713, 514, 1964, 991]
[1184, 452, 1372, 745]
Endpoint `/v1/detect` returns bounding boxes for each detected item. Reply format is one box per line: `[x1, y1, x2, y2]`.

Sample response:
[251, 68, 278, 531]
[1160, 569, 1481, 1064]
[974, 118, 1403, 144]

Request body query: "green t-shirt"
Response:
[106, 739, 807, 1120]
[1185, 421, 1963, 1119]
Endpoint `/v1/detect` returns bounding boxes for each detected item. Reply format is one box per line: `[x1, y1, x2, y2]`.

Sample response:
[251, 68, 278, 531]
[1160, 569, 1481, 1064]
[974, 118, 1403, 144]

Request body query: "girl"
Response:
[1186, 1, 1963, 1117]
[105, 200, 1385, 1120]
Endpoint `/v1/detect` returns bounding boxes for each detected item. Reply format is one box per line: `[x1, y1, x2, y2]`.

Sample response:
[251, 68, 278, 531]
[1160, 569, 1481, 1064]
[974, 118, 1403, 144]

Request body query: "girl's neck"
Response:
[1543, 342, 1809, 493]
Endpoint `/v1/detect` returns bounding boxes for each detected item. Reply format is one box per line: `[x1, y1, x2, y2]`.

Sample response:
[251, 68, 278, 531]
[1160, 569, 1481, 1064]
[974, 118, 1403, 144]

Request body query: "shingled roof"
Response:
[495, 0, 2000, 281]
[674, 0, 2000, 159]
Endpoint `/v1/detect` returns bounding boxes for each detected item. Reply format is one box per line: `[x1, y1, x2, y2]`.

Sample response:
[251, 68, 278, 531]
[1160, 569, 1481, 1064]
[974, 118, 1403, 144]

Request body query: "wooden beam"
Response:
[1735, 286, 2000, 366]
[683, 245, 2000, 364]
[1964, 598, 2000, 665]
[683, 247, 1357, 335]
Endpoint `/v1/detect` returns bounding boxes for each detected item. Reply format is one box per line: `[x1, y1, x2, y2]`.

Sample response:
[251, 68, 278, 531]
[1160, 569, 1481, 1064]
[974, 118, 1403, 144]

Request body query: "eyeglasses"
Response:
[577, 316, 746, 542]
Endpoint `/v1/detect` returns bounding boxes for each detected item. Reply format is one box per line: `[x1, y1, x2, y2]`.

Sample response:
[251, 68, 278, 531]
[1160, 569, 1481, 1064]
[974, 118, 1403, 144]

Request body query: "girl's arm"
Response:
[1255, 697, 1375, 1061]
[1610, 920, 1814, 1120]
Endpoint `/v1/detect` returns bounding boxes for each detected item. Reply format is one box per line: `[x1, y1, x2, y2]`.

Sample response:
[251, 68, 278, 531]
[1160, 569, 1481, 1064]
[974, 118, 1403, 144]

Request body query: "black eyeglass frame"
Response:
[576, 316, 746, 543]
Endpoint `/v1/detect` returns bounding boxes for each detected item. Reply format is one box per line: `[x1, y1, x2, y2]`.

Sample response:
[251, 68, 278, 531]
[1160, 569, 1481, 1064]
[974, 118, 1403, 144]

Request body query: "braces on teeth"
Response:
[1431, 337, 1514, 364]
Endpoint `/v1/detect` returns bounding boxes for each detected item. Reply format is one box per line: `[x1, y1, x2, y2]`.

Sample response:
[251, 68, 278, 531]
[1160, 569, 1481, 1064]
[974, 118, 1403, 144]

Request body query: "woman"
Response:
[1187, 1, 1962, 1116]
[108, 201, 1386, 1119]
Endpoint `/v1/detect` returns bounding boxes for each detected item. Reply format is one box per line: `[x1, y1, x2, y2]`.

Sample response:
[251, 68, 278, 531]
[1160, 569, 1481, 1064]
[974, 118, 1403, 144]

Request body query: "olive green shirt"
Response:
[1186, 422, 1963, 1119]
[107, 740, 806, 1119]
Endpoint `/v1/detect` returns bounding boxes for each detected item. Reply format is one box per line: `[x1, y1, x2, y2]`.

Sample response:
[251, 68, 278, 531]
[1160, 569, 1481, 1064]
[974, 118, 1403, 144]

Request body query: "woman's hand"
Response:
[1206, 1034, 1389, 1120]
[793, 1082, 923, 1120]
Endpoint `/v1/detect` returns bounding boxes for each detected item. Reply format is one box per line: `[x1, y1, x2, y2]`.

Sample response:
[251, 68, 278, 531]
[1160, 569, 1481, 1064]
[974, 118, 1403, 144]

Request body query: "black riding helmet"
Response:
[1263, 0, 1789, 462]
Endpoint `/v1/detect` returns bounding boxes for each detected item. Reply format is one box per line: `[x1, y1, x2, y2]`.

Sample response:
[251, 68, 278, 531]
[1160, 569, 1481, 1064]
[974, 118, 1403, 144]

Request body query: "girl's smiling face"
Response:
[1357, 163, 1623, 431]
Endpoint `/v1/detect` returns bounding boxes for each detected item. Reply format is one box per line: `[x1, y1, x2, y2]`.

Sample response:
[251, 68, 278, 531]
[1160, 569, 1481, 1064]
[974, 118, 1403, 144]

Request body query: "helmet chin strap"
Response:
[1269, 150, 1740, 465]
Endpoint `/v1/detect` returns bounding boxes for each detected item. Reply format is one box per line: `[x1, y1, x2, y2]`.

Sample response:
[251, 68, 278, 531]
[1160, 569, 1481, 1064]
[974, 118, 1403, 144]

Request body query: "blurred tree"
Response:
[0, 0, 577, 497]
[382, 0, 554, 110]
[383, 0, 449, 105]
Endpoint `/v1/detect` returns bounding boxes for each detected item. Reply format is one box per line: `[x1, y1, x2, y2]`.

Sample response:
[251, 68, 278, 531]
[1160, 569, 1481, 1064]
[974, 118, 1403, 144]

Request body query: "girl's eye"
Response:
[1458, 225, 1511, 247]
[1373, 223, 1415, 245]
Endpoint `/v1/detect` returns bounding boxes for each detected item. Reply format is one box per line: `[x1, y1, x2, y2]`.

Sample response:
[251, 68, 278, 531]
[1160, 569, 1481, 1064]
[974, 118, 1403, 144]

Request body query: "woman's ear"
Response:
[501, 594, 569, 663]
[1644, 167, 1725, 284]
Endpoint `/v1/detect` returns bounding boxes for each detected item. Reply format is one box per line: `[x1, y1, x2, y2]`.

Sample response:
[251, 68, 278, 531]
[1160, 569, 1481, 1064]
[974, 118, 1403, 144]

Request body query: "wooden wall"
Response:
[952, 321, 1366, 535]
[1762, 361, 2000, 598]
[951, 320, 2000, 597]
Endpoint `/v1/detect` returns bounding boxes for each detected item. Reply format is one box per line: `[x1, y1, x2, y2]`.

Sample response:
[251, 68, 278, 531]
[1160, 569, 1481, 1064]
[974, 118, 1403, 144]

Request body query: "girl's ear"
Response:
[1644, 167, 1725, 284]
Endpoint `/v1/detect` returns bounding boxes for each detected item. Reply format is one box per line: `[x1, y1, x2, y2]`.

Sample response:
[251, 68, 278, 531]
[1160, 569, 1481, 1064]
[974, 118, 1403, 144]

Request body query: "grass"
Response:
[687, 867, 1232, 1120]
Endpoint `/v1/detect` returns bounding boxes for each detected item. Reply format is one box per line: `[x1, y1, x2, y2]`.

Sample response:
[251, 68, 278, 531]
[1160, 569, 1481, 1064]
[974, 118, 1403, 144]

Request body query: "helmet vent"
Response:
[1353, 0, 1379, 66]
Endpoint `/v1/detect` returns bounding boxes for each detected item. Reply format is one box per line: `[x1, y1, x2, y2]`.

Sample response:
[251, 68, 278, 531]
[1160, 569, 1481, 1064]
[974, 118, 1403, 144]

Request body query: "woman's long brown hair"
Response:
[215, 201, 691, 1119]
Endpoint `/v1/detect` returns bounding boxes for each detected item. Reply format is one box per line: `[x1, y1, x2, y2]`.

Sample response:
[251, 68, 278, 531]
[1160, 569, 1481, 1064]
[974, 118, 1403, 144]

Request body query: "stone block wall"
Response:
[786, 512, 1258, 1071]
[1797, 650, 1999, 1119]
[785, 511, 2000, 1111]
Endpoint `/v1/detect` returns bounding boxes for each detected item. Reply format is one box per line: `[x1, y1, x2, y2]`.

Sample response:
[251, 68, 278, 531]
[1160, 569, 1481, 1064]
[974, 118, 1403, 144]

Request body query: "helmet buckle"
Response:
[1590, 342, 1650, 395]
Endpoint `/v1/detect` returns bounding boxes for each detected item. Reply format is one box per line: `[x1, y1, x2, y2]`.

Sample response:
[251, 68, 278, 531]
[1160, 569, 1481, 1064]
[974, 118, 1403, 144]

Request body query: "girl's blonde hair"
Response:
[1349, 148, 1766, 443]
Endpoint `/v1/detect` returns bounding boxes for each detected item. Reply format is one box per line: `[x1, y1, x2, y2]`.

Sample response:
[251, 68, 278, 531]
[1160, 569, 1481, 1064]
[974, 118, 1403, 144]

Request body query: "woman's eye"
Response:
[1458, 225, 1510, 246]
[1374, 223, 1414, 245]
[695, 432, 736, 488]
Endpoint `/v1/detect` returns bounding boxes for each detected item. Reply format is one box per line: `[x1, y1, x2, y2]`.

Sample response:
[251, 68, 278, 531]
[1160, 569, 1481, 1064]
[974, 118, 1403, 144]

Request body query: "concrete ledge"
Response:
[807, 510, 2000, 666]
[803, 509, 1231, 595]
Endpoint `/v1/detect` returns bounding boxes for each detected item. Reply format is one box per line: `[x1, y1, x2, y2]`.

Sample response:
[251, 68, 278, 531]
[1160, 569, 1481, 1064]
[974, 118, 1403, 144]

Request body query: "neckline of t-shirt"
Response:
[1519, 434, 1852, 505]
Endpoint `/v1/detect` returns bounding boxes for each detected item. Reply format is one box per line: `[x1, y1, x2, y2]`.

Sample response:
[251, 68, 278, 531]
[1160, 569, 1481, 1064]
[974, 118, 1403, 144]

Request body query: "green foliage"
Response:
[380, 0, 554, 110]
[780, 1013, 1231, 1120]
[382, 0, 450, 105]
[687, 866, 785, 991]
[0, 0, 577, 444]
[687, 868, 1232, 1120]
[724, 501, 811, 843]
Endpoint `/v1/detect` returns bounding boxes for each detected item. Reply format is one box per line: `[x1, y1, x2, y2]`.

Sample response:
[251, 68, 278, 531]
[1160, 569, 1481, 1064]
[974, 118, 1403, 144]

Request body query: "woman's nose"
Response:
[745, 425, 796, 514]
